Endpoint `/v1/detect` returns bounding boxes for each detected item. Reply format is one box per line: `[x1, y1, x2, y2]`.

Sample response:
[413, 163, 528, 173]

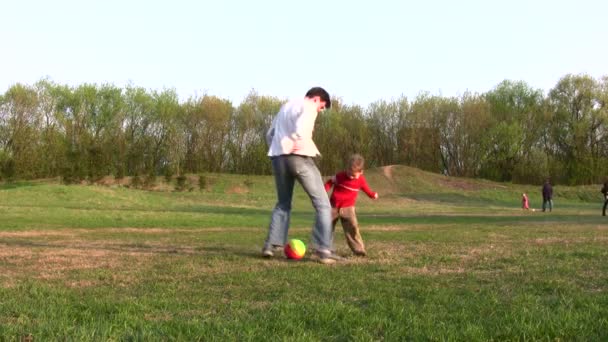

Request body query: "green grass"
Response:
[1, 166, 607, 340]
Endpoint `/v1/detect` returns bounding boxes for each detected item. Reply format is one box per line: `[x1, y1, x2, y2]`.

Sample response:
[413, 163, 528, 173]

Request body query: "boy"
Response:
[324, 154, 378, 256]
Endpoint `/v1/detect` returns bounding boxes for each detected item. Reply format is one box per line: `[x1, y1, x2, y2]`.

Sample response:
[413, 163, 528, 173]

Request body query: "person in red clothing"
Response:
[324, 154, 378, 256]
[522, 193, 529, 210]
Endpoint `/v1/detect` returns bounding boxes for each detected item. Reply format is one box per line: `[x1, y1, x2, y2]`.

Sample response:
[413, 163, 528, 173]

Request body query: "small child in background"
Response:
[522, 193, 529, 210]
[324, 154, 378, 256]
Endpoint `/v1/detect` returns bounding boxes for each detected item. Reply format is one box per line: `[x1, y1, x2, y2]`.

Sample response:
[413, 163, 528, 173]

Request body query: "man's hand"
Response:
[280, 137, 294, 152]
[292, 138, 302, 152]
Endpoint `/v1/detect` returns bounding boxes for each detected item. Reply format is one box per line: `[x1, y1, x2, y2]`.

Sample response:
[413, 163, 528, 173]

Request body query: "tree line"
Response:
[1, 74, 607, 185]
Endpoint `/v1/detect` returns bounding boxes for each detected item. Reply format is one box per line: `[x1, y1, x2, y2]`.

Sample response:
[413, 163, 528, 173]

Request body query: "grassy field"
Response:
[1, 166, 607, 341]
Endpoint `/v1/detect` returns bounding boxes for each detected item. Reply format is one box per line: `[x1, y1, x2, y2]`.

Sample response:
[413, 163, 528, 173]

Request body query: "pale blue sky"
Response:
[1, 0, 606, 105]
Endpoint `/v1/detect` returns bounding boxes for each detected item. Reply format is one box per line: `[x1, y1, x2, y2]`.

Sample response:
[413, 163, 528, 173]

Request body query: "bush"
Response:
[164, 168, 174, 184]
[144, 171, 157, 188]
[61, 165, 81, 185]
[199, 174, 207, 191]
[130, 175, 142, 189]
[1, 158, 16, 182]
[175, 175, 188, 191]
[114, 167, 125, 181]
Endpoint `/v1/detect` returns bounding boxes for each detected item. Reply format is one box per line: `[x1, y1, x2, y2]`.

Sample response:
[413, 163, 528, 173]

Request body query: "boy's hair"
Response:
[305, 87, 331, 109]
[348, 154, 365, 173]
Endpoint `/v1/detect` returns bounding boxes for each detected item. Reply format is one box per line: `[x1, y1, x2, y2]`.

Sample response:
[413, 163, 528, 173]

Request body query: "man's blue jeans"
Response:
[264, 155, 332, 252]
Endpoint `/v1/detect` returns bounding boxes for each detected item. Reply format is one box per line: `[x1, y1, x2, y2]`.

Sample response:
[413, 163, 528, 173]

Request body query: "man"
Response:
[542, 179, 553, 212]
[262, 87, 338, 264]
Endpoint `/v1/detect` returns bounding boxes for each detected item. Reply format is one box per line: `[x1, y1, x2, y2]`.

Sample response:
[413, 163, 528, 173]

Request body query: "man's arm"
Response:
[292, 102, 318, 152]
[265, 116, 277, 146]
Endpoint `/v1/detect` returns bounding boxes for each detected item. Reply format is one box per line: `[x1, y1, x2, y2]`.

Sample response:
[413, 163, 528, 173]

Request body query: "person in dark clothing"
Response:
[601, 182, 608, 216]
[542, 179, 553, 212]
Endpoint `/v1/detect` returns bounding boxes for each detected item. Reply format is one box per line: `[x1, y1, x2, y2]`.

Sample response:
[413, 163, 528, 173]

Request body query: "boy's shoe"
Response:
[354, 250, 367, 257]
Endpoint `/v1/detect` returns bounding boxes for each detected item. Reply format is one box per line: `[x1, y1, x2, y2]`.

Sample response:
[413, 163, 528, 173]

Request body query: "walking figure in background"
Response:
[601, 181, 608, 216]
[542, 179, 553, 212]
[522, 193, 529, 210]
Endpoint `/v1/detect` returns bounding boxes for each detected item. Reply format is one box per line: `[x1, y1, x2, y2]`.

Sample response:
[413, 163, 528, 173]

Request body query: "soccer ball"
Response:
[284, 239, 306, 260]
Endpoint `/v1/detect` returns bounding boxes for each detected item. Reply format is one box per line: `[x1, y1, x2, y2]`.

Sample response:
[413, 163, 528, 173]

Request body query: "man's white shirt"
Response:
[266, 98, 321, 157]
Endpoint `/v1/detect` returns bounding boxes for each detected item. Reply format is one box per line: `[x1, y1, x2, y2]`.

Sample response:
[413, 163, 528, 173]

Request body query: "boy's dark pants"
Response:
[331, 206, 366, 255]
[603, 197, 608, 216]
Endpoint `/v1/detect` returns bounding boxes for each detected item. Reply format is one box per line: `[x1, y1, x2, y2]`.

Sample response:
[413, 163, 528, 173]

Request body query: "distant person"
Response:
[324, 154, 378, 257]
[262, 87, 339, 264]
[522, 193, 529, 210]
[542, 179, 553, 212]
[601, 181, 608, 216]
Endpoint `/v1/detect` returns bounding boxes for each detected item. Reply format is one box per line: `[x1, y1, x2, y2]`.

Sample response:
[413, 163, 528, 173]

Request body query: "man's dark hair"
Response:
[305, 87, 331, 109]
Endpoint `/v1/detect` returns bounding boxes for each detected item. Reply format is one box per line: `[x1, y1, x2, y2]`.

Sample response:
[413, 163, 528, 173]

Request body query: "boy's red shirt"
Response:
[324, 171, 377, 208]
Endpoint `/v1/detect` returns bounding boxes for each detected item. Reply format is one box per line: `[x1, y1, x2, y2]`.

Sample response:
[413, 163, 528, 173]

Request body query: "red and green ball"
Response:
[284, 239, 306, 260]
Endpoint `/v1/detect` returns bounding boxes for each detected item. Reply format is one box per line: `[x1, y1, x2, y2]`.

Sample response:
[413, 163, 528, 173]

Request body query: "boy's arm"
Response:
[359, 175, 378, 199]
[324, 176, 336, 192]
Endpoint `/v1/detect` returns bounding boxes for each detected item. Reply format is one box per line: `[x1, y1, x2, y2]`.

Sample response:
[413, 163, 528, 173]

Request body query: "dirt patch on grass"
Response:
[99, 227, 194, 234]
[94, 176, 129, 186]
[459, 244, 505, 262]
[438, 178, 480, 191]
[400, 265, 466, 275]
[533, 236, 608, 245]
[534, 237, 573, 245]
[33, 248, 134, 280]
[0, 238, 163, 287]
[98, 227, 266, 234]
[0, 228, 289, 288]
[381, 165, 394, 181]
[144, 312, 174, 322]
[0, 230, 79, 238]
[226, 185, 249, 194]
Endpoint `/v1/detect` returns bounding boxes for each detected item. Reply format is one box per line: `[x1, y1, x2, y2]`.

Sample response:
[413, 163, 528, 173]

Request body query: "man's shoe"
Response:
[317, 256, 336, 265]
[262, 248, 274, 258]
[261, 245, 282, 258]
[326, 252, 344, 261]
[314, 250, 339, 264]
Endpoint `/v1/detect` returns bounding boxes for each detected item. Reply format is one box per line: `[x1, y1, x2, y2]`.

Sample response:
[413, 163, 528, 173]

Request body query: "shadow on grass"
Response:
[409, 193, 509, 206]
[407, 193, 599, 209]
[0, 203, 329, 227]
[0, 238, 342, 265]
[0, 238, 266, 260]
[359, 213, 607, 226]
[0, 181, 39, 190]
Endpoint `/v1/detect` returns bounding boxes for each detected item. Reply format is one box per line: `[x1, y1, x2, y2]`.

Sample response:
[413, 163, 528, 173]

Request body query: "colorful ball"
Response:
[284, 239, 306, 260]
